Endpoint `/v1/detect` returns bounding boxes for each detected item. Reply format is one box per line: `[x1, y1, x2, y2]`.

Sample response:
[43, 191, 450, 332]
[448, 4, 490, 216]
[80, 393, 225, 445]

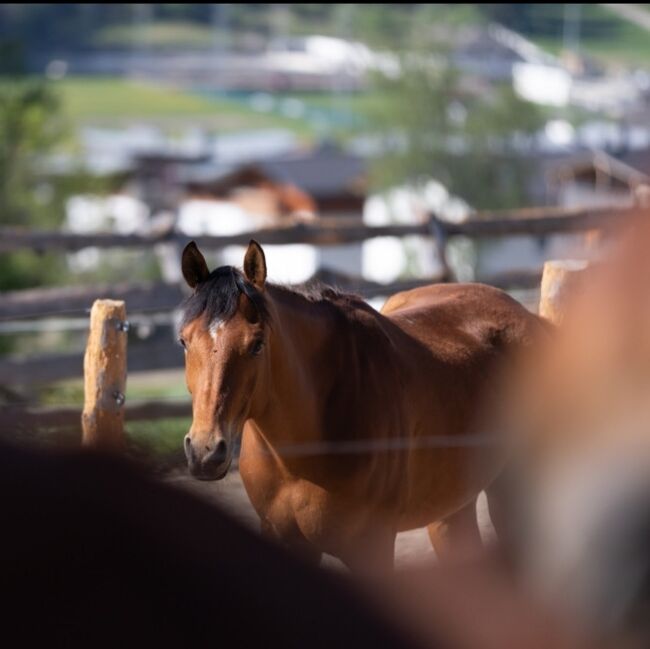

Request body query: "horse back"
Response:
[381, 282, 543, 353]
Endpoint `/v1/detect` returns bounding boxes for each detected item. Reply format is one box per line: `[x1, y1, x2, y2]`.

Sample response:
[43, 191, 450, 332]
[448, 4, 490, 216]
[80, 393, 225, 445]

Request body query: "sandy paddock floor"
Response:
[166, 470, 494, 569]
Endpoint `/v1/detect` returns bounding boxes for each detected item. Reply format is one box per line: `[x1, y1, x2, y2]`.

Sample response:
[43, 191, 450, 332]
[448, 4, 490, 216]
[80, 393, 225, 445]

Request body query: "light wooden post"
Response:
[635, 184, 650, 208]
[539, 260, 588, 325]
[81, 299, 128, 451]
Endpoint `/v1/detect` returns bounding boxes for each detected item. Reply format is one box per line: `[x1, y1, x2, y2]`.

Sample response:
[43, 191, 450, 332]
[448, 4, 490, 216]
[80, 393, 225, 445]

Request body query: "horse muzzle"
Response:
[184, 435, 232, 481]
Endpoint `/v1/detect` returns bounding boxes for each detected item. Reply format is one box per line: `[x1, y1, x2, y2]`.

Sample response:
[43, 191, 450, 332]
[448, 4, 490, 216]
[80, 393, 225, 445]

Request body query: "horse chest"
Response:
[239, 437, 388, 553]
[239, 460, 352, 550]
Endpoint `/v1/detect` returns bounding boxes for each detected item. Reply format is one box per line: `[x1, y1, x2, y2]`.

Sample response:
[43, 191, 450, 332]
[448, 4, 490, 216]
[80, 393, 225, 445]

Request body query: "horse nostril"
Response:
[183, 435, 195, 463]
[202, 439, 228, 474]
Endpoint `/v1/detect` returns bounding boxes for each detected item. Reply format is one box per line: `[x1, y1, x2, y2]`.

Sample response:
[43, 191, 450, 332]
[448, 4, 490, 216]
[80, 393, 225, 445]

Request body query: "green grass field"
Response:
[527, 4, 650, 68]
[52, 76, 383, 142]
[54, 77, 314, 136]
[126, 417, 190, 466]
[37, 370, 190, 465]
[96, 21, 215, 49]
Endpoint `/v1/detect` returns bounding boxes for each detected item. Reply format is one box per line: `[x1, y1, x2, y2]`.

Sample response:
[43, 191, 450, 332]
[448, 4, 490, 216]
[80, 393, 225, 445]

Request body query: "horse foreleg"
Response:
[427, 500, 482, 560]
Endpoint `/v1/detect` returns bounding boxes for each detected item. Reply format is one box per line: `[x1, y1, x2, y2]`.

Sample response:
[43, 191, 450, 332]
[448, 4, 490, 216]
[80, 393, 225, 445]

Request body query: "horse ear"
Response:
[243, 240, 267, 290]
[181, 241, 210, 289]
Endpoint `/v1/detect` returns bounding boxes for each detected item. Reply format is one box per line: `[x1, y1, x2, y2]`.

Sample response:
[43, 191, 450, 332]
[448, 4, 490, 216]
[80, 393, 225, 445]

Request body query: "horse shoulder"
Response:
[381, 283, 489, 317]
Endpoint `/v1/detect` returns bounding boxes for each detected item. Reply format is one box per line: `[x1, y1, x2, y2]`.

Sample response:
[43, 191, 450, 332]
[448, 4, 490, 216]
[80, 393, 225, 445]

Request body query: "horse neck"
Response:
[251, 286, 343, 444]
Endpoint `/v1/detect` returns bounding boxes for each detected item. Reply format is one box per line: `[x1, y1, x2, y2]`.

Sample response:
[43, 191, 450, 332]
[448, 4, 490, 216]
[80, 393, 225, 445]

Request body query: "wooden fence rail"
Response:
[0, 269, 542, 325]
[0, 400, 192, 431]
[0, 274, 448, 322]
[0, 281, 184, 320]
[0, 219, 430, 253]
[1, 200, 641, 395]
[0, 338, 183, 385]
[0, 203, 645, 254]
[0, 270, 543, 385]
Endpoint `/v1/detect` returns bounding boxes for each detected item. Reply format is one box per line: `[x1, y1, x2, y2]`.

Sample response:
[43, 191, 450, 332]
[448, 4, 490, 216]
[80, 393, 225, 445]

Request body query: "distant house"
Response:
[472, 148, 650, 281]
[179, 143, 477, 287]
[178, 143, 368, 281]
[184, 165, 317, 221]
[131, 151, 212, 212]
[548, 149, 650, 208]
[51, 35, 390, 92]
[185, 144, 366, 217]
[451, 23, 560, 83]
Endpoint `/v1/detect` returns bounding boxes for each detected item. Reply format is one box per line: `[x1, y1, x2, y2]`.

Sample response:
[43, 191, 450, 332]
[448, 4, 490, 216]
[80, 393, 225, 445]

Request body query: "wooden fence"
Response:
[0, 203, 638, 254]
[1, 200, 647, 432]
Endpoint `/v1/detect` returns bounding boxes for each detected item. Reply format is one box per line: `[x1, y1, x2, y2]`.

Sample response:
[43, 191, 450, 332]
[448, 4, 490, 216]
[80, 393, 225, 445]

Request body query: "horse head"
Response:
[177, 240, 269, 480]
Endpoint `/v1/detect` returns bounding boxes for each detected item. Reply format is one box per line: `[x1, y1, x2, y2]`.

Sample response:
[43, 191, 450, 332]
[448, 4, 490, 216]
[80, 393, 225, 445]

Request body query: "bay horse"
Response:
[178, 240, 545, 571]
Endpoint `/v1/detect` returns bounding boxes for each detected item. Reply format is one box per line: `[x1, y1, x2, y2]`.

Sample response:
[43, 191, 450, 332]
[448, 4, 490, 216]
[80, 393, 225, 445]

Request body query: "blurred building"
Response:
[35, 35, 395, 92]
[549, 149, 650, 208]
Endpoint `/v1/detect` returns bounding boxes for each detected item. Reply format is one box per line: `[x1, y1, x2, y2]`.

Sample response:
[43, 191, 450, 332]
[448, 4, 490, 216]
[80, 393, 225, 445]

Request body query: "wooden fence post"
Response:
[428, 214, 452, 281]
[81, 299, 128, 451]
[635, 183, 650, 209]
[539, 260, 588, 325]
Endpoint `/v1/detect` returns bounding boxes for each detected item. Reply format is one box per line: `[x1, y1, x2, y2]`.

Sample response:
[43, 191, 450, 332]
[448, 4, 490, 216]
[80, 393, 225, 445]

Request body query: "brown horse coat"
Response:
[179, 241, 545, 570]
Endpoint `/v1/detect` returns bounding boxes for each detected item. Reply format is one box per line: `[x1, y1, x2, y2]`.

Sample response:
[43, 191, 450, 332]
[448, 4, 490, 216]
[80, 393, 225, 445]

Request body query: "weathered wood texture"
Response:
[0, 219, 430, 252]
[0, 281, 184, 320]
[538, 260, 589, 325]
[0, 337, 183, 385]
[0, 203, 645, 254]
[0, 269, 546, 387]
[0, 268, 546, 325]
[81, 300, 128, 451]
[0, 274, 442, 321]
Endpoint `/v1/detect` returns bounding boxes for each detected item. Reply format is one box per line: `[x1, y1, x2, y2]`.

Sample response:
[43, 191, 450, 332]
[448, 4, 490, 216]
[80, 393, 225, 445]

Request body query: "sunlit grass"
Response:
[126, 417, 190, 465]
[53, 76, 314, 135]
[96, 21, 215, 49]
[527, 4, 650, 68]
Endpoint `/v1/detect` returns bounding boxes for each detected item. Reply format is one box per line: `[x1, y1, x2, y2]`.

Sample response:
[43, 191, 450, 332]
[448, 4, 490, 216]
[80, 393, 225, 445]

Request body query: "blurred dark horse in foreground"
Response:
[0, 441, 413, 648]
[0, 438, 592, 649]
[177, 240, 546, 570]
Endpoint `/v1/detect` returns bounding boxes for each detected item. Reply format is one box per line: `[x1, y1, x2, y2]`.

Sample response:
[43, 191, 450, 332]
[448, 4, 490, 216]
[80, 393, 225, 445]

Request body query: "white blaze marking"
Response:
[209, 319, 225, 342]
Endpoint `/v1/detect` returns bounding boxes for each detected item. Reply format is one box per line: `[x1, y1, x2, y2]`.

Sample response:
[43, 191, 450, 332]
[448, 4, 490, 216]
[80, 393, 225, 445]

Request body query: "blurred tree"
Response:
[0, 44, 116, 294]
[0, 81, 62, 226]
[478, 4, 620, 40]
[0, 44, 125, 364]
[367, 54, 544, 210]
[0, 42, 69, 294]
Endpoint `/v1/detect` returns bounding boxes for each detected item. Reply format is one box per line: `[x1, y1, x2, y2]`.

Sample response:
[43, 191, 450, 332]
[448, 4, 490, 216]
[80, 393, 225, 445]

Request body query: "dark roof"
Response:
[258, 143, 366, 199]
[177, 143, 366, 202]
[134, 152, 212, 165]
[548, 149, 650, 187]
[616, 148, 650, 177]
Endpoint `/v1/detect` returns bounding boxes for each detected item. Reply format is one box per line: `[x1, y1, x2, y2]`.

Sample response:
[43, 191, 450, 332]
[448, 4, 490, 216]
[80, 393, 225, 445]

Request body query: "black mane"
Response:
[177, 266, 368, 336]
[177, 266, 268, 333]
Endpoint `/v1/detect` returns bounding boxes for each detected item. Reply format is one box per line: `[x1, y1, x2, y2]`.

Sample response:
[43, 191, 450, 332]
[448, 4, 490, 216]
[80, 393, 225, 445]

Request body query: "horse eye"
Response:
[251, 340, 264, 356]
[178, 338, 187, 350]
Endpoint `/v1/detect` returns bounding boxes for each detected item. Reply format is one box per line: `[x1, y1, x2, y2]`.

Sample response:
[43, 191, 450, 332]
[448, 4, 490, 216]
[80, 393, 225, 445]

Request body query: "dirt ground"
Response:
[166, 469, 494, 568]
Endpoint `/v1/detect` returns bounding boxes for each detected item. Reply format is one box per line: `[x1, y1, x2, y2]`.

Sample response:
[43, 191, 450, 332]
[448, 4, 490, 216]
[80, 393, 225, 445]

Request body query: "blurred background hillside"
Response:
[2, 3, 650, 460]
